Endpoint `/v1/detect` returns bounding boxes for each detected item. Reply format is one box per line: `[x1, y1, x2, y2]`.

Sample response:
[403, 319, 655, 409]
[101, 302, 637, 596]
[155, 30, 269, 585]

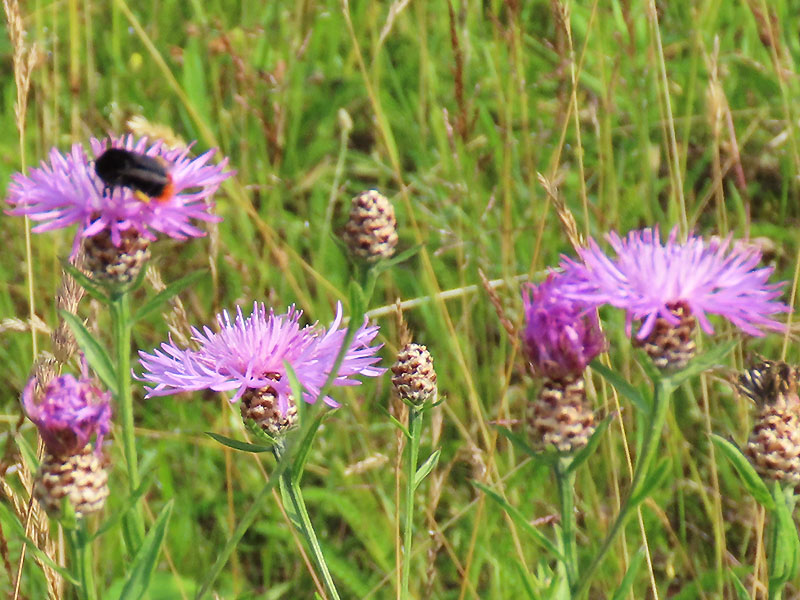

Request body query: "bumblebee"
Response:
[95, 148, 174, 203]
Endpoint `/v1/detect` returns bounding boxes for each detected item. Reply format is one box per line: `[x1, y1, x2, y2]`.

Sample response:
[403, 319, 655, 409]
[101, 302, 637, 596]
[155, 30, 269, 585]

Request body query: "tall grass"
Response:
[1, 0, 799, 597]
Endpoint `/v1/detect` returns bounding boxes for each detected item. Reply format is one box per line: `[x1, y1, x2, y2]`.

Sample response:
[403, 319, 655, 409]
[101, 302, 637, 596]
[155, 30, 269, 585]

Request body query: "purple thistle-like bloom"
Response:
[138, 302, 385, 414]
[521, 273, 606, 381]
[22, 374, 112, 458]
[6, 135, 232, 252]
[560, 227, 790, 339]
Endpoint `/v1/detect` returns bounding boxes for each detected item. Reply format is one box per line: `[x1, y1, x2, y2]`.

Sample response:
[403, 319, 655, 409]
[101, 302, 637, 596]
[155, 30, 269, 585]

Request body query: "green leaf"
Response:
[375, 403, 411, 438]
[290, 411, 324, 485]
[511, 559, 541, 600]
[131, 271, 206, 325]
[413, 449, 440, 490]
[61, 261, 110, 304]
[15, 434, 40, 472]
[118, 500, 173, 600]
[770, 484, 800, 587]
[630, 457, 671, 507]
[566, 411, 616, 475]
[205, 431, 274, 453]
[591, 361, 649, 415]
[348, 279, 366, 319]
[0, 502, 79, 583]
[728, 569, 750, 600]
[473, 481, 565, 561]
[494, 425, 551, 464]
[278, 475, 302, 530]
[711, 434, 774, 509]
[611, 547, 645, 600]
[59, 311, 117, 396]
[92, 476, 153, 541]
[664, 340, 738, 387]
[242, 418, 280, 447]
[372, 243, 423, 273]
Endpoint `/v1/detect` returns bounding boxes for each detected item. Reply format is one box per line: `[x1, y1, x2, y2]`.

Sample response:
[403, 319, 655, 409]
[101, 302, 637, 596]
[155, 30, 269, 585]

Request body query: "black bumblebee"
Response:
[95, 148, 175, 203]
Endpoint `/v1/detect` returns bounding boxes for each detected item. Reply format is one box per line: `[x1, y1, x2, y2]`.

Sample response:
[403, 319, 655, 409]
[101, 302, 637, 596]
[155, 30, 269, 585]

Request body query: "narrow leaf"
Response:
[630, 457, 671, 507]
[15, 434, 40, 472]
[92, 476, 153, 541]
[665, 340, 738, 387]
[473, 481, 565, 561]
[413, 449, 441, 490]
[131, 271, 206, 325]
[494, 425, 549, 463]
[59, 311, 117, 395]
[242, 418, 280, 447]
[372, 243, 423, 272]
[279, 476, 302, 530]
[771, 485, 800, 585]
[611, 547, 645, 600]
[118, 500, 173, 600]
[566, 411, 616, 475]
[711, 434, 774, 509]
[376, 403, 411, 438]
[205, 431, 274, 453]
[728, 570, 750, 600]
[291, 412, 324, 485]
[0, 503, 78, 583]
[61, 261, 110, 303]
[591, 361, 649, 415]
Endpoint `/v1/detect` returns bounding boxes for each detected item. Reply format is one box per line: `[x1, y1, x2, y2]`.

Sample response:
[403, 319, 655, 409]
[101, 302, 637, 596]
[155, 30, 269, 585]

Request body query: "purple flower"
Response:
[5, 135, 232, 253]
[560, 227, 790, 339]
[521, 273, 606, 381]
[22, 374, 111, 458]
[138, 302, 385, 414]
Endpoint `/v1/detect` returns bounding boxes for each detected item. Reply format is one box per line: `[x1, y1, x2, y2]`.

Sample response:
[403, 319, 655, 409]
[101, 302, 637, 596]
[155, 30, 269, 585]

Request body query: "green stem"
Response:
[67, 524, 97, 600]
[282, 459, 342, 600]
[195, 445, 291, 600]
[111, 291, 145, 551]
[572, 378, 673, 597]
[555, 457, 578, 587]
[401, 407, 423, 600]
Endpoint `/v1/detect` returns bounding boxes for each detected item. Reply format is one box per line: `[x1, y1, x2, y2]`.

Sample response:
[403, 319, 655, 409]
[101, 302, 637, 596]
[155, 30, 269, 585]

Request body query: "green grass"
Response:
[2, 0, 800, 598]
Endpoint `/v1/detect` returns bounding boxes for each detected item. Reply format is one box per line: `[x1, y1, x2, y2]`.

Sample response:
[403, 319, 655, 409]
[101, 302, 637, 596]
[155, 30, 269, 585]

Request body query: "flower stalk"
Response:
[111, 291, 144, 550]
[279, 447, 342, 600]
[401, 406, 423, 600]
[572, 377, 673, 597]
[554, 457, 578, 587]
[67, 523, 97, 600]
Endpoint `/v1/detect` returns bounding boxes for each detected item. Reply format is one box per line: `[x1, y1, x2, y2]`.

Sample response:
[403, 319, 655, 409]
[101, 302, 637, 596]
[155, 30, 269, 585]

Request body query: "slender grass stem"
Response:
[573, 378, 673, 597]
[111, 290, 145, 551]
[555, 457, 578, 587]
[401, 407, 423, 600]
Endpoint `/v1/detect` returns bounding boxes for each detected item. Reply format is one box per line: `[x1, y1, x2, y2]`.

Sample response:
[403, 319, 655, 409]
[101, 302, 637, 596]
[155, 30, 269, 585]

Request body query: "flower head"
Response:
[560, 227, 789, 340]
[521, 273, 606, 382]
[22, 373, 112, 458]
[138, 302, 385, 414]
[6, 135, 232, 253]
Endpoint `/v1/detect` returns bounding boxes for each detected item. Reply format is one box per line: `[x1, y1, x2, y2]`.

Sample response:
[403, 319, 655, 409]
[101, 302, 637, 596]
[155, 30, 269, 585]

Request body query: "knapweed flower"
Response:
[6, 136, 232, 281]
[739, 360, 800, 487]
[342, 190, 399, 263]
[521, 273, 606, 382]
[22, 373, 111, 459]
[560, 227, 789, 370]
[138, 302, 385, 418]
[521, 274, 604, 453]
[391, 343, 438, 407]
[22, 372, 112, 518]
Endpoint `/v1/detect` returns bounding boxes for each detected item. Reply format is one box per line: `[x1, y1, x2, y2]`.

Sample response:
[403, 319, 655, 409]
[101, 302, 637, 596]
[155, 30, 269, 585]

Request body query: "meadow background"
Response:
[2, 0, 800, 598]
